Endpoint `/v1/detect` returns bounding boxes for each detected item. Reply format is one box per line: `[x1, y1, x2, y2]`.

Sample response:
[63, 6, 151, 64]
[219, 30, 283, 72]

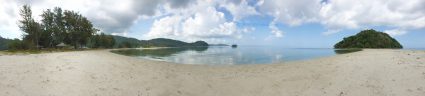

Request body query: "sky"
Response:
[0, 0, 424, 48]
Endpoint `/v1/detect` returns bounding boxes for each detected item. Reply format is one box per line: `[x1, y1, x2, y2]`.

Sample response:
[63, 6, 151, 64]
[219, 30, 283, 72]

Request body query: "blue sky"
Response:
[0, 0, 424, 48]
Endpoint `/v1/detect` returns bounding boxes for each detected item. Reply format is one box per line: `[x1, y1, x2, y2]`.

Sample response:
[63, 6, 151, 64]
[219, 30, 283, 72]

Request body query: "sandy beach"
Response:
[0, 49, 424, 96]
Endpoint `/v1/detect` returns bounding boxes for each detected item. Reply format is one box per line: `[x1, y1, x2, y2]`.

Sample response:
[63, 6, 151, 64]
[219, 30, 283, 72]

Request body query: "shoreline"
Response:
[0, 49, 424, 96]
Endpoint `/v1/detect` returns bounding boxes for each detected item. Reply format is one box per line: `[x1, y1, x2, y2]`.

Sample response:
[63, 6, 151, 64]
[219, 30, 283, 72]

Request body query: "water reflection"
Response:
[111, 47, 208, 57]
[111, 47, 360, 65]
[334, 49, 362, 54]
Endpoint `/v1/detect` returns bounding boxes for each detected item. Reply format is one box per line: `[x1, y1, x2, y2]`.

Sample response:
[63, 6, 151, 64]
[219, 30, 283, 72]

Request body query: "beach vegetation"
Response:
[8, 5, 116, 51]
[87, 33, 115, 48]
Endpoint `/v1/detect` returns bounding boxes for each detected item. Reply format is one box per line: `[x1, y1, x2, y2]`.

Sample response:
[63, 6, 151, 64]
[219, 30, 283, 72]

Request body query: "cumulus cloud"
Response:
[320, 0, 425, 31]
[259, 0, 425, 35]
[0, 0, 21, 39]
[259, 0, 322, 26]
[268, 20, 283, 38]
[145, 15, 182, 39]
[144, 1, 252, 43]
[218, 0, 259, 21]
[181, 7, 239, 39]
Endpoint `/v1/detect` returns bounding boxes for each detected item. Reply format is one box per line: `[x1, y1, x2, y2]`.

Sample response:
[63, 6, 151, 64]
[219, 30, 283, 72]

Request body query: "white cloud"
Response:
[268, 21, 283, 38]
[319, 0, 425, 34]
[0, 0, 21, 39]
[384, 29, 407, 36]
[259, 0, 322, 26]
[218, 0, 259, 21]
[147, 15, 182, 38]
[182, 7, 237, 38]
[144, 0, 253, 43]
[322, 29, 341, 36]
[259, 0, 425, 35]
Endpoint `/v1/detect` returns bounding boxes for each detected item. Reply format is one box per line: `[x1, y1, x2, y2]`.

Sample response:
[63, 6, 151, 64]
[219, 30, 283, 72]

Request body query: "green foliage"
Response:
[63, 10, 95, 49]
[7, 39, 28, 50]
[53, 7, 67, 46]
[19, 5, 42, 49]
[112, 35, 141, 48]
[39, 8, 67, 48]
[14, 5, 98, 50]
[334, 29, 403, 49]
[118, 41, 133, 48]
[88, 33, 115, 48]
[39, 9, 55, 48]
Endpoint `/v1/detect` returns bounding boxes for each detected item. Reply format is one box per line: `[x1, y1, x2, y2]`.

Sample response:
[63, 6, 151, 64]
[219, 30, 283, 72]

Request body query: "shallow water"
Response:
[111, 46, 360, 65]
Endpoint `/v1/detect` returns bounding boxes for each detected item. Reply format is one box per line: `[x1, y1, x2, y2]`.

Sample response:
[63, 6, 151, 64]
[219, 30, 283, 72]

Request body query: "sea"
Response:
[111, 46, 361, 65]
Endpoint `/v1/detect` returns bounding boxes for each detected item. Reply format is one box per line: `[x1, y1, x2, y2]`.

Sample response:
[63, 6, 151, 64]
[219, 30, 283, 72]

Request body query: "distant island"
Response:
[334, 29, 403, 49]
[106, 37, 210, 48]
[140, 38, 208, 47]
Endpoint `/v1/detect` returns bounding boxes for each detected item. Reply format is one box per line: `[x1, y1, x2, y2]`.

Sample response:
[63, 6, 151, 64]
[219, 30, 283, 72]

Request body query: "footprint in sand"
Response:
[339, 91, 344, 96]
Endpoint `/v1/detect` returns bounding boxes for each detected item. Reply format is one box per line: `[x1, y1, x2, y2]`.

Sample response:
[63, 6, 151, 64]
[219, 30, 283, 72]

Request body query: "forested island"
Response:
[334, 29, 403, 49]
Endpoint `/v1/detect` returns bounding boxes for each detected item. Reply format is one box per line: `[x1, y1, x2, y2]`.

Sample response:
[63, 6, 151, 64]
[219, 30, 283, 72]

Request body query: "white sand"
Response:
[0, 49, 424, 96]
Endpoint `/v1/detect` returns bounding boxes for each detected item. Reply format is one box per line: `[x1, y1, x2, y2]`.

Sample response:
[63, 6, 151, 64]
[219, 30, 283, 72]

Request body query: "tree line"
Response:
[9, 5, 115, 50]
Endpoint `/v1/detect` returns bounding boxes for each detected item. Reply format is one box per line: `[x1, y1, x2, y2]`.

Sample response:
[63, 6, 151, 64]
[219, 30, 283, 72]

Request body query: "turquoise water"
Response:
[111, 46, 359, 65]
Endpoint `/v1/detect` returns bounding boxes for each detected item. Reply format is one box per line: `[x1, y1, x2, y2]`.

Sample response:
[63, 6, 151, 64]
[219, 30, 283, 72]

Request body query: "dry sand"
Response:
[0, 49, 424, 96]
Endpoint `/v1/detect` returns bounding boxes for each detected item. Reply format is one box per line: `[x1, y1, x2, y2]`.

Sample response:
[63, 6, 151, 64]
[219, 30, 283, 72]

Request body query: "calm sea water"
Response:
[111, 46, 360, 65]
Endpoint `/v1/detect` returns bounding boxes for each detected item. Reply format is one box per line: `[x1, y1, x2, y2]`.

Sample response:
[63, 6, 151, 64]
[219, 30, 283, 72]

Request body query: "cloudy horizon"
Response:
[1, 0, 424, 48]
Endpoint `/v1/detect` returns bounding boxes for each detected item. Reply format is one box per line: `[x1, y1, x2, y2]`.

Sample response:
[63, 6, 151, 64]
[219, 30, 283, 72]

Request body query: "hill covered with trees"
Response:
[334, 29, 403, 49]
[140, 38, 209, 47]
[0, 36, 12, 50]
[112, 35, 142, 48]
